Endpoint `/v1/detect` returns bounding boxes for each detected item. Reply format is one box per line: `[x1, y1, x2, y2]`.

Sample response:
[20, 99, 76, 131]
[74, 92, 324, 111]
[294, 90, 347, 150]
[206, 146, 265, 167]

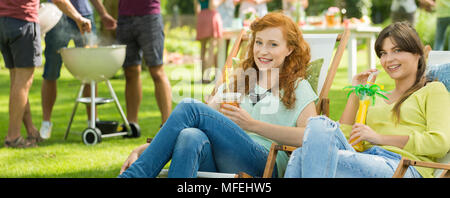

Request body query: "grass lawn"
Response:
[0, 39, 395, 178]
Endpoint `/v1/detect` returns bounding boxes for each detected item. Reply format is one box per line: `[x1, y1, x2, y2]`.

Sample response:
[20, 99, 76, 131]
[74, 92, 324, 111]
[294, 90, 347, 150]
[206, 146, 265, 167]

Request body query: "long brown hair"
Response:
[231, 12, 311, 109]
[374, 22, 427, 123]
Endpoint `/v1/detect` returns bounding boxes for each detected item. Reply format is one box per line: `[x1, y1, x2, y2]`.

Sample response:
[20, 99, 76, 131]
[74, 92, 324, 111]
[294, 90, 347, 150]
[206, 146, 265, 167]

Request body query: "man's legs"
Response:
[41, 79, 57, 122]
[23, 98, 39, 137]
[148, 65, 172, 124]
[124, 65, 142, 124]
[434, 17, 450, 50]
[7, 67, 35, 142]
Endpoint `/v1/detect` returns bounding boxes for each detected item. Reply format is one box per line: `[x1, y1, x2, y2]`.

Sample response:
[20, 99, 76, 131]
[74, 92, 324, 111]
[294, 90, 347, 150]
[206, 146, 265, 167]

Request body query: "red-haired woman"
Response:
[118, 12, 317, 178]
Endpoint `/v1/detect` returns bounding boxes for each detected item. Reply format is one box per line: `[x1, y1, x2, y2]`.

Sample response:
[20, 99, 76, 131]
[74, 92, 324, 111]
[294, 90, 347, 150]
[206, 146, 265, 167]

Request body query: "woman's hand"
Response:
[351, 69, 378, 86]
[119, 143, 149, 174]
[349, 123, 382, 145]
[119, 150, 140, 174]
[119, 150, 139, 174]
[219, 104, 255, 131]
[205, 93, 222, 111]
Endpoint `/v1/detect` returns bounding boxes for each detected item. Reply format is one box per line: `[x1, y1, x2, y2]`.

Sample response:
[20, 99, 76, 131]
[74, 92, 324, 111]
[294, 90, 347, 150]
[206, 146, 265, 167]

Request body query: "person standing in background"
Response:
[391, 0, 437, 25]
[116, 0, 172, 130]
[40, 0, 117, 140]
[282, 0, 308, 24]
[217, 0, 239, 29]
[390, 0, 418, 24]
[194, 0, 223, 84]
[238, 0, 272, 21]
[0, 0, 91, 148]
[433, 0, 450, 50]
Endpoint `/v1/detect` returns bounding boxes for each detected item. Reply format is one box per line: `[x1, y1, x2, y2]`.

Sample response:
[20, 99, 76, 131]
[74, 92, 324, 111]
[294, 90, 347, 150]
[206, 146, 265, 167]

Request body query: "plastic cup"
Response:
[220, 92, 242, 110]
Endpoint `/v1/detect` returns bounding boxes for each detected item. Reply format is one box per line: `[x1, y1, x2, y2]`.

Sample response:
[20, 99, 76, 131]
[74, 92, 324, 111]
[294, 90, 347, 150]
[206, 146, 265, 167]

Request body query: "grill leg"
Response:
[90, 81, 96, 129]
[64, 84, 85, 140]
[105, 80, 131, 133]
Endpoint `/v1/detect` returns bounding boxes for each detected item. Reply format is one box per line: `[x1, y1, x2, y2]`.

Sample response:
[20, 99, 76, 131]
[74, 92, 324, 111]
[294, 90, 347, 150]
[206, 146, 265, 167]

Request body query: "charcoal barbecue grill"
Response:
[60, 45, 140, 145]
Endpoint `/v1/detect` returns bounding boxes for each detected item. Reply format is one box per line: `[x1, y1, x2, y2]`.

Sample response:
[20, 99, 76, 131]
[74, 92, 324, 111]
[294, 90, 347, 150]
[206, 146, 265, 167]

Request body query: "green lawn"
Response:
[0, 41, 395, 178]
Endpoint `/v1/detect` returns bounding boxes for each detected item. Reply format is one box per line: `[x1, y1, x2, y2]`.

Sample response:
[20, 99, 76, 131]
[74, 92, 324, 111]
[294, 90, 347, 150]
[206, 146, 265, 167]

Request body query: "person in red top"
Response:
[0, 0, 91, 148]
[116, 0, 172, 130]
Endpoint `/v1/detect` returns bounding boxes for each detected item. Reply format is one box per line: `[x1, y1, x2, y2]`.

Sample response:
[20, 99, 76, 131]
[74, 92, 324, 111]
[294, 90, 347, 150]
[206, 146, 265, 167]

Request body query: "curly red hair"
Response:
[232, 12, 311, 109]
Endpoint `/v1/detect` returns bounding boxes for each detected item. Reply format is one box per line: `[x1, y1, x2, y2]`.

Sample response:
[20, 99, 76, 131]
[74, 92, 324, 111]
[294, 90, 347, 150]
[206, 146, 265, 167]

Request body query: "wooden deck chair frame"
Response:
[259, 28, 350, 178]
[393, 157, 450, 178]
[392, 45, 450, 178]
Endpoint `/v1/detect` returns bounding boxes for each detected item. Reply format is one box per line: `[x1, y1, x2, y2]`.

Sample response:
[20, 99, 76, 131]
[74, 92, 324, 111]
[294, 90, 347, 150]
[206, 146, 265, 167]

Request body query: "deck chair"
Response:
[258, 28, 350, 178]
[392, 47, 450, 178]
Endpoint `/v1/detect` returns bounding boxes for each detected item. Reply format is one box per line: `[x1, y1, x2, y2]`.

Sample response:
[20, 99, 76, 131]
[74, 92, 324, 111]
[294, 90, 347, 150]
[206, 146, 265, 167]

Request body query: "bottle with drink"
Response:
[344, 71, 388, 152]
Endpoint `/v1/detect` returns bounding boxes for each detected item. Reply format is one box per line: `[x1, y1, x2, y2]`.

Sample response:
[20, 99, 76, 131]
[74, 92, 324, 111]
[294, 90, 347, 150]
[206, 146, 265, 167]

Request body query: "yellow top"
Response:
[340, 82, 450, 178]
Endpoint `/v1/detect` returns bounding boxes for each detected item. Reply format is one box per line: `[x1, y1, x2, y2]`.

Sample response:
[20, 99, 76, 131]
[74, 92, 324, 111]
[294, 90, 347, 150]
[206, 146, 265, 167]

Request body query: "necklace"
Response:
[249, 88, 272, 106]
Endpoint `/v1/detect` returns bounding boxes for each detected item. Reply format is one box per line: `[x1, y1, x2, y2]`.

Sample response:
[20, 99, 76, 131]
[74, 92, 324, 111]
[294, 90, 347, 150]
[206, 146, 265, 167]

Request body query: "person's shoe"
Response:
[27, 132, 44, 144]
[39, 121, 53, 139]
[4, 136, 36, 148]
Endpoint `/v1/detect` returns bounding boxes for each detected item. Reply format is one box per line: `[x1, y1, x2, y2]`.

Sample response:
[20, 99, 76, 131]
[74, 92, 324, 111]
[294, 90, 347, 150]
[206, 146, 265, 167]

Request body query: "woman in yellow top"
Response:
[284, 22, 450, 178]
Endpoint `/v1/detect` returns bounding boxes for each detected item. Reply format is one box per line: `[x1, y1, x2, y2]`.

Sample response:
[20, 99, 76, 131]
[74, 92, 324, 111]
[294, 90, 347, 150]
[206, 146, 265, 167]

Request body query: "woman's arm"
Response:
[120, 143, 149, 174]
[221, 101, 317, 147]
[209, 0, 222, 10]
[205, 94, 220, 110]
[339, 69, 378, 125]
[402, 82, 450, 157]
[194, 0, 200, 15]
[339, 92, 359, 125]
[252, 102, 317, 147]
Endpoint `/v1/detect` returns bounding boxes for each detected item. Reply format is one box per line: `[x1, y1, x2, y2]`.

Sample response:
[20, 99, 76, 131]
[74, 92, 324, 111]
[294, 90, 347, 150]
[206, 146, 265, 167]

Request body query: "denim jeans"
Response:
[43, 15, 96, 80]
[284, 116, 422, 178]
[426, 63, 450, 92]
[434, 16, 450, 51]
[118, 98, 277, 178]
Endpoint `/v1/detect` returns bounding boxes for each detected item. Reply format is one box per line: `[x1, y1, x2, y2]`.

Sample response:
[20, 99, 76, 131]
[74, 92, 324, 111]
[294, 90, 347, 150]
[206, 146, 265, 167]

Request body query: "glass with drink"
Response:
[220, 92, 242, 110]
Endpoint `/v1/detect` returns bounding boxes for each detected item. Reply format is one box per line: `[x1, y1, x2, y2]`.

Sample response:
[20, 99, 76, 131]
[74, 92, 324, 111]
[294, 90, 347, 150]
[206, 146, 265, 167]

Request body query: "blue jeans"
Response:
[434, 16, 450, 51]
[426, 63, 450, 91]
[43, 15, 96, 80]
[284, 116, 422, 178]
[118, 98, 277, 178]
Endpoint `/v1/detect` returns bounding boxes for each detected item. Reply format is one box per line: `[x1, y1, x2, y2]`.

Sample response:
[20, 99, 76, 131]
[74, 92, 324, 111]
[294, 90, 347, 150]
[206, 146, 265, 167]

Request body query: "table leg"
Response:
[217, 38, 226, 73]
[368, 35, 377, 69]
[348, 35, 358, 83]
